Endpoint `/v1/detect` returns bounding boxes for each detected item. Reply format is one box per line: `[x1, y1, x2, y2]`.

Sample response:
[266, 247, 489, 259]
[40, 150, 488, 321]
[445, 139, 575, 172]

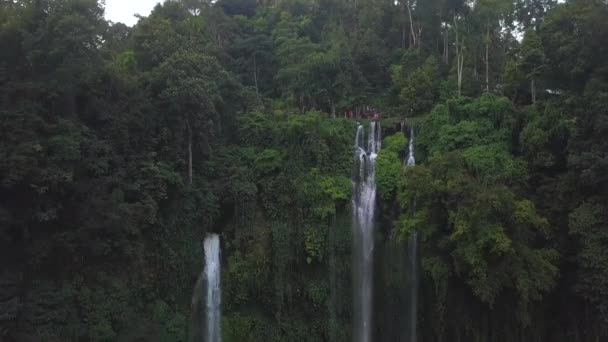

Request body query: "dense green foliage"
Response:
[1, 0, 608, 341]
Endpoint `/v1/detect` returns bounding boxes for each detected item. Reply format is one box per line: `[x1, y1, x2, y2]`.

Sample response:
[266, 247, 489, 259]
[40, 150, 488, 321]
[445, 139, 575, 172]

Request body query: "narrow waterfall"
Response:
[352, 121, 381, 342]
[406, 128, 418, 342]
[407, 127, 415, 167]
[204, 234, 221, 342]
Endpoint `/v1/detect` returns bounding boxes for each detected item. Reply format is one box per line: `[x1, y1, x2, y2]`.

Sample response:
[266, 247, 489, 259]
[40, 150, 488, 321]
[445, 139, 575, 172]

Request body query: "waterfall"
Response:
[352, 121, 381, 342]
[406, 127, 417, 342]
[407, 127, 415, 167]
[204, 234, 221, 342]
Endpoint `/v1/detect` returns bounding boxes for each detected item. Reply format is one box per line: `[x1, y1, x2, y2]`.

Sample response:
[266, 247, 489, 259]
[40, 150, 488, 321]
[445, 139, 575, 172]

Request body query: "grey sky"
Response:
[104, 0, 161, 26]
[103, 0, 569, 26]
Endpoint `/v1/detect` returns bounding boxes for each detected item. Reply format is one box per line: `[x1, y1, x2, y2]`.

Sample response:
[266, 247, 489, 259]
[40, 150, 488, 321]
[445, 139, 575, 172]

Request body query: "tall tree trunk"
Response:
[440, 10, 448, 64]
[458, 44, 464, 97]
[443, 25, 449, 64]
[407, 0, 416, 48]
[446, 27, 449, 64]
[485, 21, 490, 93]
[454, 15, 464, 97]
[187, 121, 193, 186]
[531, 79, 536, 104]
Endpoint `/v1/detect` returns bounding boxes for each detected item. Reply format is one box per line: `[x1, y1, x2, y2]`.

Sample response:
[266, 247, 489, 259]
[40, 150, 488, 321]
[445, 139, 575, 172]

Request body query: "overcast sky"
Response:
[104, 0, 161, 26]
[104, 0, 569, 26]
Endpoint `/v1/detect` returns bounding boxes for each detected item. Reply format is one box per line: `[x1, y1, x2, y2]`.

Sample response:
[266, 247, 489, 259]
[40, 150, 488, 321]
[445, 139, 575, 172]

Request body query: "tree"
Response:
[514, 0, 557, 31]
[453, 12, 466, 97]
[230, 29, 275, 96]
[540, 0, 608, 92]
[149, 52, 232, 185]
[3, 0, 608, 340]
[398, 96, 559, 339]
[520, 29, 546, 103]
[394, 56, 440, 115]
[475, 0, 512, 93]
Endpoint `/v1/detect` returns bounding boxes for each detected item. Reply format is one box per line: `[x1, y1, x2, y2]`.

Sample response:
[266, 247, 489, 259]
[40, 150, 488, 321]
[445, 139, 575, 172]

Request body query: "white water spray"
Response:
[407, 127, 415, 167]
[352, 121, 381, 342]
[406, 128, 418, 342]
[204, 234, 221, 342]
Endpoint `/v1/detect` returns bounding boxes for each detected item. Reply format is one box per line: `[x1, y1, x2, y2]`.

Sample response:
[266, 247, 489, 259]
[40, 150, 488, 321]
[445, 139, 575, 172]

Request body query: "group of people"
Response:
[344, 106, 382, 120]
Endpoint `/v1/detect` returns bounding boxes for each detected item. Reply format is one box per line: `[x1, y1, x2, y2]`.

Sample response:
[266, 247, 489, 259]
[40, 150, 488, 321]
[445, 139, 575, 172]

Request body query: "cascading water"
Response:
[407, 127, 415, 167]
[352, 121, 381, 342]
[204, 234, 221, 342]
[406, 128, 418, 342]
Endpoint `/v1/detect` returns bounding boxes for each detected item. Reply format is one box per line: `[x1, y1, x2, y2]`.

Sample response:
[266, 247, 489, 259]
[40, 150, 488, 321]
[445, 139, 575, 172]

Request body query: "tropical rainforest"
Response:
[1, 0, 608, 341]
